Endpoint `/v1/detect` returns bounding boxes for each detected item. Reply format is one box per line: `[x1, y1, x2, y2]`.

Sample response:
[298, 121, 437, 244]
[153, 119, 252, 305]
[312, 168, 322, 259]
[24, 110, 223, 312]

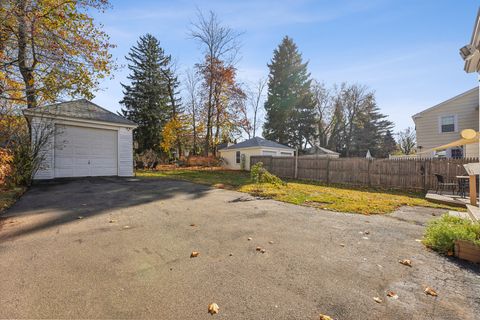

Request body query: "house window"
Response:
[235, 151, 241, 164]
[440, 115, 456, 133]
[450, 147, 463, 159]
[280, 152, 292, 156]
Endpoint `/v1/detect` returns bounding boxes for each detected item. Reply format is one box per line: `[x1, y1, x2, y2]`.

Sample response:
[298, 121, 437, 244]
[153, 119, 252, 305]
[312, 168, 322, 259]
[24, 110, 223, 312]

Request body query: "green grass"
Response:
[137, 168, 460, 215]
[0, 187, 25, 213]
[423, 214, 480, 254]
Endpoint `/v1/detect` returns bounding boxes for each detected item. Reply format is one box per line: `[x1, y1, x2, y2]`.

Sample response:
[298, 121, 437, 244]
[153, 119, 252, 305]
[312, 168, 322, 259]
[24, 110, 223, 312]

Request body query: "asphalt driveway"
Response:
[0, 178, 479, 319]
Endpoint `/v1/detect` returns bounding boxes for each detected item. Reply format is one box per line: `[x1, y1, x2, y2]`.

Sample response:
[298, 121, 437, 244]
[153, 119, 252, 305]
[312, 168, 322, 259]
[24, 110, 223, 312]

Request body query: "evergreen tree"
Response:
[263, 36, 316, 149]
[350, 101, 393, 157]
[378, 130, 397, 158]
[120, 34, 170, 153]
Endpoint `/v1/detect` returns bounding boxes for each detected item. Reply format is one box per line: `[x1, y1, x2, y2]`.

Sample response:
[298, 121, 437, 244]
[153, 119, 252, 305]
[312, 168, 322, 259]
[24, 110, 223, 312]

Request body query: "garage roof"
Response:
[219, 137, 293, 150]
[23, 99, 137, 126]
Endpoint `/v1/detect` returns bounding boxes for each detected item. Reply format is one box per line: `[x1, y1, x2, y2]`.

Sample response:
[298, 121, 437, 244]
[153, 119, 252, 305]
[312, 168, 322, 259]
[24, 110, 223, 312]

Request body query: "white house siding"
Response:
[118, 127, 134, 176]
[219, 147, 294, 170]
[413, 88, 479, 158]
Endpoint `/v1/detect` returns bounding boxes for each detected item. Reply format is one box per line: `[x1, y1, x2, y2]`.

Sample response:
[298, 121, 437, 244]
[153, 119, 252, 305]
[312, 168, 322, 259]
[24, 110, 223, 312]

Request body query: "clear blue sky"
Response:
[92, 0, 479, 133]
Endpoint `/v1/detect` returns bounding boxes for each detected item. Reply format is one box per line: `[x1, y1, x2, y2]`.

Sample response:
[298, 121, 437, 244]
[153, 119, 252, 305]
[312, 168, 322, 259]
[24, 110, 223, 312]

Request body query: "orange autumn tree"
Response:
[197, 55, 247, 155]
[0, 0, 115, 108]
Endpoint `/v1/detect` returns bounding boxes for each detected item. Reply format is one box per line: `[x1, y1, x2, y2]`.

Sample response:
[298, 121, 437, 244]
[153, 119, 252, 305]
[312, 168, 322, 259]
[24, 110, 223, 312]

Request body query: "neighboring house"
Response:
[23, 99, 137, 179]
[412, 87, 479, 158]
[218, 137, 294, 170]
[302, 145, 340, 158]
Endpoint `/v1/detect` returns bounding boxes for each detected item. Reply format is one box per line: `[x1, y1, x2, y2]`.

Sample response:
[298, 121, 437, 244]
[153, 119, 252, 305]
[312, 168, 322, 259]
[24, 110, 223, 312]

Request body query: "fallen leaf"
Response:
[362, 236, 369, 240]
[373, 297, 382, 303]
[424, 287, 438, 296]
[340, 243, 345, 247]
[77, 216, 84, 219]
[260, 248, 266, 253]
[208, 303, 219, 315]
[109, 219, 116, 223]
[229, 253, 233, 256]
[447, 251, 453, 256]
[415, 239, 422, 242]
[190, 251, 199, 258]
[319, 314, 333, 320]
[214, 183, 225, 189]
[364, 231, 370, 235]
[256, 247, 262, 251]
[269, 240, 274, 244]
[387, 291, 398, 299]
[399, 259, 412, 267]
[248, 237, 252, 241]
[190, 223, 196, 227]
[123, 225, 130, 229]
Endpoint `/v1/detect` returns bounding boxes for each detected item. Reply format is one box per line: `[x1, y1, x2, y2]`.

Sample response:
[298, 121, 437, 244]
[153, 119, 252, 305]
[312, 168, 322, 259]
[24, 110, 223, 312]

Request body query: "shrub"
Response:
[135, 149, 160, 169]
[0, 148, 13, 187]
[250, 162, 285, 186]
[423, 214, 480, 254]
[186, 155, 221, 167]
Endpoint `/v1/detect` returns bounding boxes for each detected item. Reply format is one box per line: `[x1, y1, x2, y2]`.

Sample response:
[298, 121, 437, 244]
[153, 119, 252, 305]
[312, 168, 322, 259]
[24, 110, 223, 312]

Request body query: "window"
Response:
[450, 147, 463, 159]
[235, 151, 241, 164]
[440, 115, 456, 133]
[280, 152, 292, 156]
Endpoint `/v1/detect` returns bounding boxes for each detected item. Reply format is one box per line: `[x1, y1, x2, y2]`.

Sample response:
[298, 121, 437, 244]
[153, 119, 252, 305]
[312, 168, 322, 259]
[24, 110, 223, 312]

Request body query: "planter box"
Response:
[454, 240, 480, 263]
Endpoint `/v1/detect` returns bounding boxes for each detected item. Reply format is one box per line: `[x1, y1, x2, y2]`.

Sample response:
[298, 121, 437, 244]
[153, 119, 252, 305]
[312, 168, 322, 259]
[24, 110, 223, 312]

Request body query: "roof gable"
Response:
[412, 87, 478, 119]
[220, 137, 293, 150]
[23, 99, 136, 126]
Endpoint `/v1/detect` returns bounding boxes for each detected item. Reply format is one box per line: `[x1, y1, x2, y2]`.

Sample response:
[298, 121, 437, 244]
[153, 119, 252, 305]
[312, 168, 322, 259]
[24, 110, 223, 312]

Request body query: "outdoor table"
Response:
[456, 176, 469, 198]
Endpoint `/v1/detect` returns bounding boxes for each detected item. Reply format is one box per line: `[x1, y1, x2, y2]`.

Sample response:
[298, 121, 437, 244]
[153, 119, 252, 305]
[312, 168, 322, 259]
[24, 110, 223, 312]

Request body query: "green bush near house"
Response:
[423, 214, 480, 254]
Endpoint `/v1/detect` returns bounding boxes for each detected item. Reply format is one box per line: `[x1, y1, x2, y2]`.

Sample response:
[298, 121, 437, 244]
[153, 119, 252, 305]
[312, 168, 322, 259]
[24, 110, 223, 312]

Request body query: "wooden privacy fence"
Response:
[250, 156, 479, 191]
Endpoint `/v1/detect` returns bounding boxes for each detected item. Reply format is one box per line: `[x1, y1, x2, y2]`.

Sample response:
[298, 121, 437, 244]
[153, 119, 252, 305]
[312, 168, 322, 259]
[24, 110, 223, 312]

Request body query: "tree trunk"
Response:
[17, 0, 37, 108]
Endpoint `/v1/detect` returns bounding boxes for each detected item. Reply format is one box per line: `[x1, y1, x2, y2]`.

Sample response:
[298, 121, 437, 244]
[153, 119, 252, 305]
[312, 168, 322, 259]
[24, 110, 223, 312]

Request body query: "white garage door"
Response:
[54, 125, 118, 177]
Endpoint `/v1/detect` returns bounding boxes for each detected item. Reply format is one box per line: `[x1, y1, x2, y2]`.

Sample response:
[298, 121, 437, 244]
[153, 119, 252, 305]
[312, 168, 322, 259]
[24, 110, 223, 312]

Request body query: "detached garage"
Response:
[218, 137, 294, 170]
[23, 99, 137, 179]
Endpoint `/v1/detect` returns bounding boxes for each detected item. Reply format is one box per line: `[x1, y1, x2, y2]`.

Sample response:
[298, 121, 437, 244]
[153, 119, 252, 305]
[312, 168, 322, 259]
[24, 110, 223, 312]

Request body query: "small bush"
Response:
[186, 155, 221, 167]
[250, 162, 285, 187]
[423, 214, 480, 254]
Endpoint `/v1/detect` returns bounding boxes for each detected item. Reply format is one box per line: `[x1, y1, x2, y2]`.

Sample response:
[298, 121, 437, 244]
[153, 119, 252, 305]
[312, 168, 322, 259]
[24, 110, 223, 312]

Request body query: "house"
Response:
[412, 87, 479, 158]
[218, 137, 294, 170]
[302, 145, 340, 158]
[23, 99, 137, 179]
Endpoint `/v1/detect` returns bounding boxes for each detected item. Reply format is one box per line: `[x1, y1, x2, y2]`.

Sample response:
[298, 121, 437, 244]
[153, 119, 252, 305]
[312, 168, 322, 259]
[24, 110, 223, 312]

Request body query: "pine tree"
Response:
[120, 34, 170, 153]
[378, 130, 397, 158]
[263, 36, 316, 149]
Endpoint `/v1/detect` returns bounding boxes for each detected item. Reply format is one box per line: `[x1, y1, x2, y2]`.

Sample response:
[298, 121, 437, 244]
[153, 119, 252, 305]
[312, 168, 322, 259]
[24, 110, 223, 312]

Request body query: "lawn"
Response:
[137, 167, 459, 215]
[0, 187, 26, 213]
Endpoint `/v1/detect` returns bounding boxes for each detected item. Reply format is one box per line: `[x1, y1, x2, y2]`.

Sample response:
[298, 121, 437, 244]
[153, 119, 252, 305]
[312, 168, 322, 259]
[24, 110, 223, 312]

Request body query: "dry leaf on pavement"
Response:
[269, 240, 274, 244]
[208, 303, 219, 315]
[373, 297, 382, 303]
[387, 291, 398, 299]
[77, 216, 83, 219]
[424, 287, 438, 296]
[260, 248, 266, 253]
[319, 314, 333, 320]
[248, 237, 252, 241]
[399, 259, 412, 267]
[190, 251, 199, 258]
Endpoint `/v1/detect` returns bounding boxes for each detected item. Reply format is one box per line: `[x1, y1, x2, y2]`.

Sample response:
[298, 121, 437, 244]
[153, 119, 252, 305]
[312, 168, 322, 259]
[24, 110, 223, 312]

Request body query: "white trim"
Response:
[219, 145, 294, 152]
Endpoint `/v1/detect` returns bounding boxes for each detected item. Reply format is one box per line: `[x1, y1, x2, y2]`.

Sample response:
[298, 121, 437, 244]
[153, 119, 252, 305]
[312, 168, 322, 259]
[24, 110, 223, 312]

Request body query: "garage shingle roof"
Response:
[24, 99, 136, 126]
[220, 137, 293, 150]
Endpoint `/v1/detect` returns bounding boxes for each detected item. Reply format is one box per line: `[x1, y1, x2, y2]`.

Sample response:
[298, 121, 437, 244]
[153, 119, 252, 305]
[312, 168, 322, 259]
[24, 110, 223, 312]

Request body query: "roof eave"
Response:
[23, 110, 138, 128]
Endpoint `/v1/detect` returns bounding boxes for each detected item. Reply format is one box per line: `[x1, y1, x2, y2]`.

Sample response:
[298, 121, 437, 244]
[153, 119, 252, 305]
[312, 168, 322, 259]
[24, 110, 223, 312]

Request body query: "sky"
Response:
[91, 0, 480, 133]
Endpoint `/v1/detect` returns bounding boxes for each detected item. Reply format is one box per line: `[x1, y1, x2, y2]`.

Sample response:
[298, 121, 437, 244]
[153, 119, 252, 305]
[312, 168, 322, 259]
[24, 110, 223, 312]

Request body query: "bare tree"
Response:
[249, 78, 267, 138]
[189, 10, 242, 155]
[397, 127, 416, 155]
[311, 80, 334, 147]
[185, 69, 201, 155]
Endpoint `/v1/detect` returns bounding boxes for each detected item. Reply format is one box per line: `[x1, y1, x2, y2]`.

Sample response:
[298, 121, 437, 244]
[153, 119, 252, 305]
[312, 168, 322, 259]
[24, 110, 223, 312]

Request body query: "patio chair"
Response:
[434, 174, 456, 195]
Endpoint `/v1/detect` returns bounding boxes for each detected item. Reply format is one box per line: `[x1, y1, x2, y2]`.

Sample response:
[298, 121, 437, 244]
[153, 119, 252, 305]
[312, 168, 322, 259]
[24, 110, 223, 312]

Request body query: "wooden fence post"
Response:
[326, 158, 330, 185]
[294, 148, 298, 179]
